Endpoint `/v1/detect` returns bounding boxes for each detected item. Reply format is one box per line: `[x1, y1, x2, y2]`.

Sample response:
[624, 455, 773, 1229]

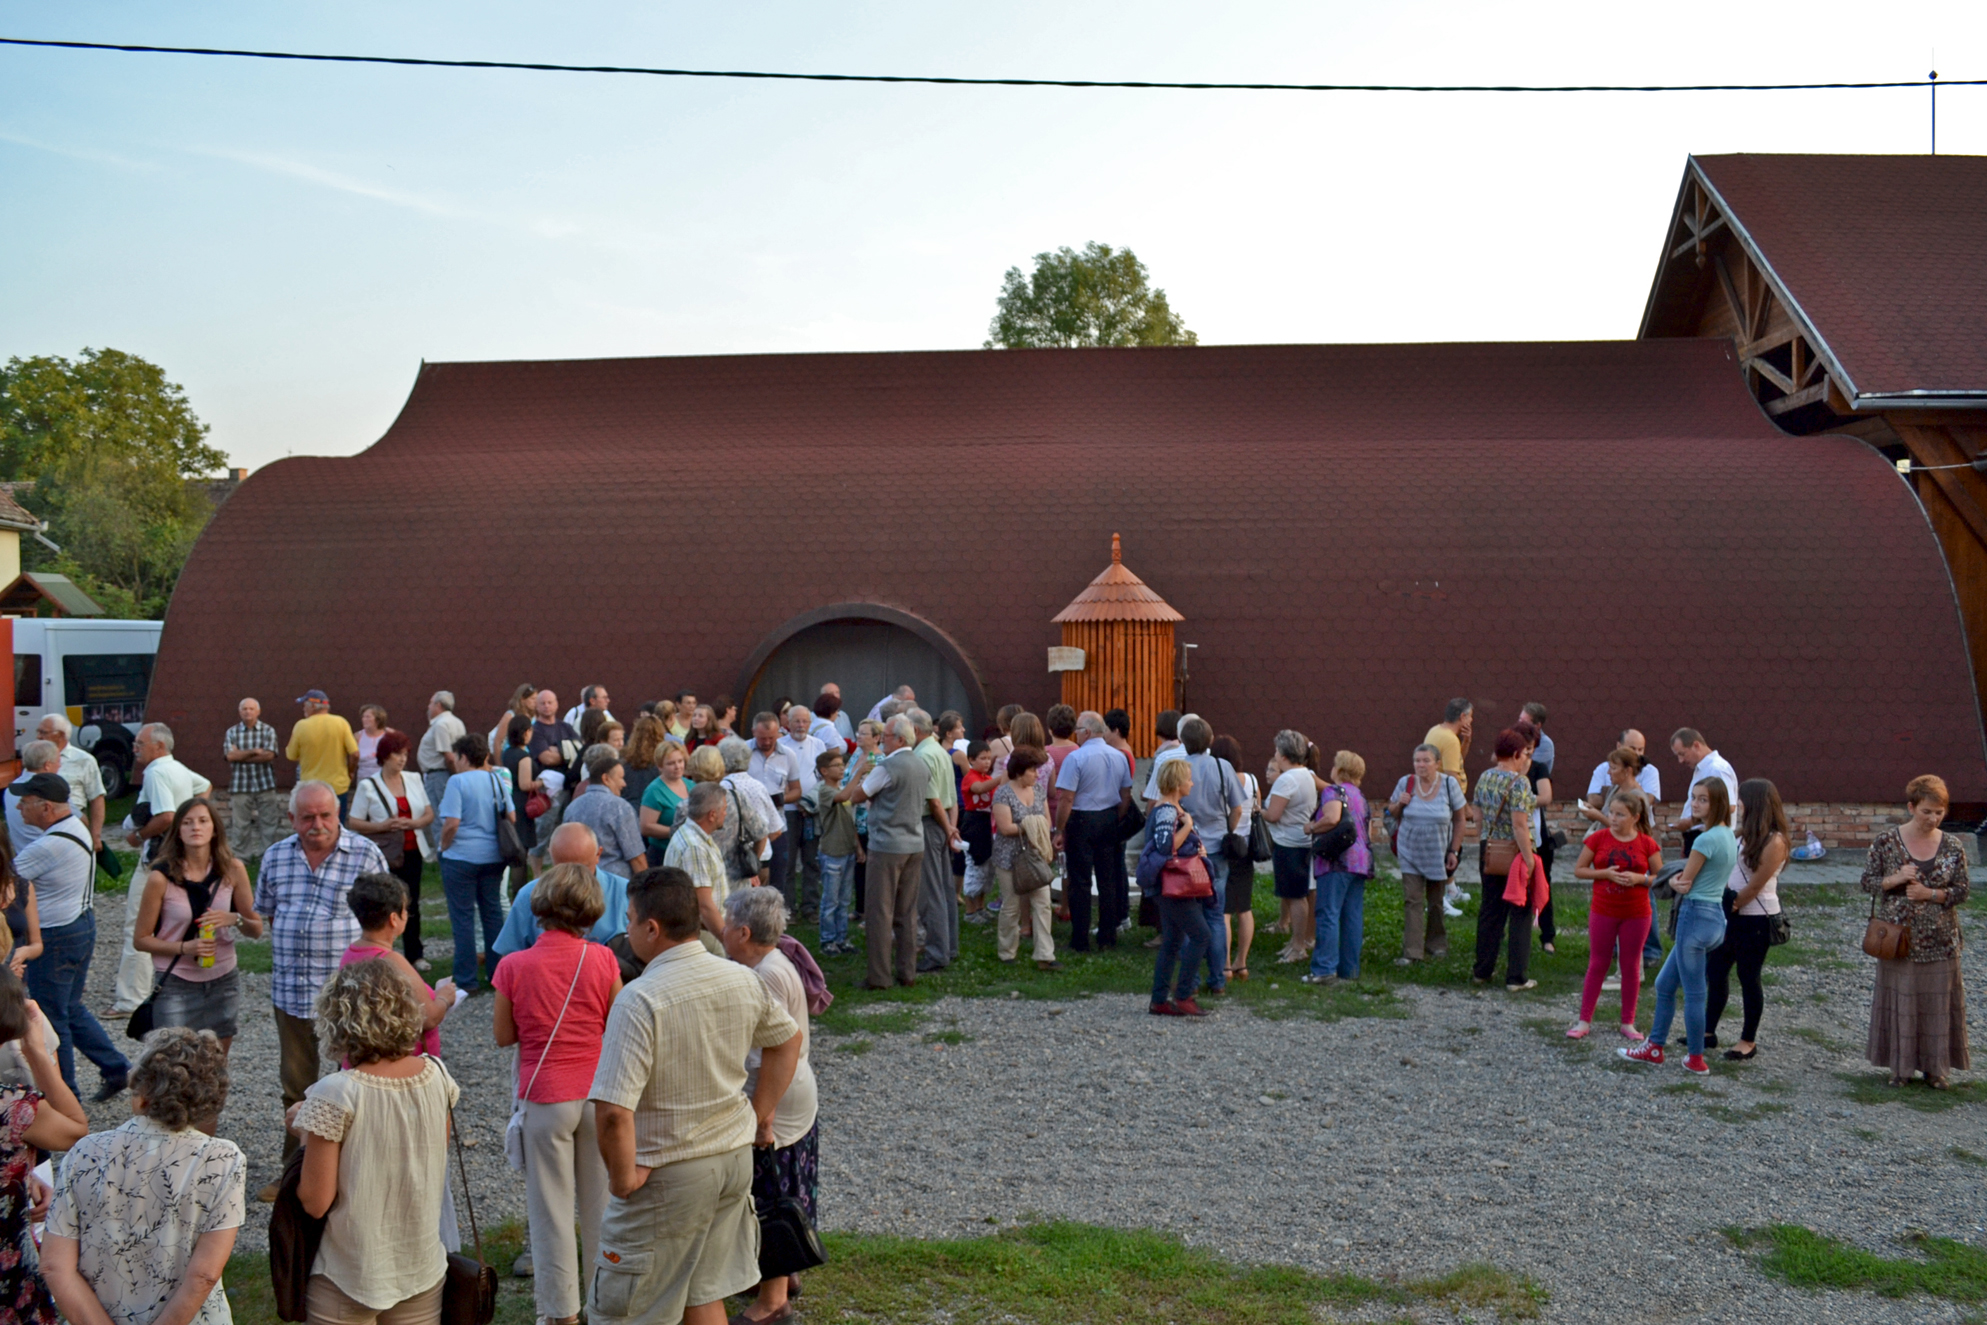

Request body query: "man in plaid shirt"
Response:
[224, 697, 284, 860]
[255, 780, 386, 1193]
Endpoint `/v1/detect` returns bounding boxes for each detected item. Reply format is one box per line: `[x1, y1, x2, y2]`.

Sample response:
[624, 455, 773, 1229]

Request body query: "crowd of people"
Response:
[0, 679, 1964, 1324]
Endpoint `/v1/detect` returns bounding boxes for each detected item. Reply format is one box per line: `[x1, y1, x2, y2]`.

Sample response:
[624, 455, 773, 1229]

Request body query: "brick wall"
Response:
[1361, 799, 1912, 852]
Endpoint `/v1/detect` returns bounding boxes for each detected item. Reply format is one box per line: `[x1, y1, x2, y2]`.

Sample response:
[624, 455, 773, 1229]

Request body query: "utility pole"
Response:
[1930, 70, 1938, 155]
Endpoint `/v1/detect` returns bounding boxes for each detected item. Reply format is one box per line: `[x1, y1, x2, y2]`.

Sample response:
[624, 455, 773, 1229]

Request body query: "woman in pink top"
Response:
[132, 798, 260, 1053]
[339, 873, 456, 1060]
[492, 863, 621, 1325]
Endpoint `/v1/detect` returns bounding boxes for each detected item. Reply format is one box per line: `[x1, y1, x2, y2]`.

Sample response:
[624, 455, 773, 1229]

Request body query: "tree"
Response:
[985, 242, 1197, 349]
[0, 349, 229, 619]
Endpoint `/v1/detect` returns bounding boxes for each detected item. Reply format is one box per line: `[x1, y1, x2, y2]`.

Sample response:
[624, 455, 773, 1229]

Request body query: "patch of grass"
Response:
[925, 1028, 975, 1046]
[1852, 1127, 1882, 1141]
[1839, 1071, 1987, 1113]
[1789, 1025, 1851, 1053]
[1750, 1077, 1797, 1096]
[804, 1220, 1548, 1323]
[1952, 1147, 1987, 1168]
[838, 1037, 874, 1055]
[1657, 1080, 1724, 1097]
[814, 1005, 927, 1037]
[227, 1219, 536, 1325]
[1727, 1225, 1987, 1304]
[1704, 1100, 1789, 1124]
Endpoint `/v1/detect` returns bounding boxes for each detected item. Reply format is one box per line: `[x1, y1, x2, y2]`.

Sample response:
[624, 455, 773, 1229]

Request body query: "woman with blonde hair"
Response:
[1304, 750, 1372, 985]
[640, 741, 693, 869]
[356, 705, 389, 783]
[489, 683, 537, 756]
[685, 704, 721, 751]
[1861, 774, 1970, 1088]
[1260, 730, 1319, 964]
[493, 865, 621, 1325]
[292, 959, 459, 1325]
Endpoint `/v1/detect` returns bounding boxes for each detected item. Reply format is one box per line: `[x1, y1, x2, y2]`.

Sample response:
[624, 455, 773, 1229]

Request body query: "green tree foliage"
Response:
[985, 242, 1198, 349]
[0, 349, 228, 619]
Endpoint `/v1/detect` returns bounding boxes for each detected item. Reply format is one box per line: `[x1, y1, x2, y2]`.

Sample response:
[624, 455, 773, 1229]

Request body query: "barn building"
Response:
[149, 153, 1987, 819]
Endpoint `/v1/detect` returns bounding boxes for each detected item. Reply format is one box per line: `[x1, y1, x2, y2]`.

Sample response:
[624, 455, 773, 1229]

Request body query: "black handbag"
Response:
[1309, 786, 1357, 861]
[444, 1102, 498, 1325]
[490, 772, 528, 871]
[1766, 910, 1792, 946]
[126, 871, 215, 1039]
[267, 1144, 325, 1321]
[1116, 798, 1146, 844]
[725, 785, 762, 879]
[757, 1195, 827, 1280]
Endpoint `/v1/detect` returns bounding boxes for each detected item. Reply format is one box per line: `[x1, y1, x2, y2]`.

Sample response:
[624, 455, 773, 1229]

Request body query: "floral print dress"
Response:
[0, 1087, 57, 1325]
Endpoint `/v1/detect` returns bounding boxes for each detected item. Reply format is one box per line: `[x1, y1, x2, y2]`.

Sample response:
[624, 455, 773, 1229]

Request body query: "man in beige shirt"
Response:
[589, 867, 799, 1325]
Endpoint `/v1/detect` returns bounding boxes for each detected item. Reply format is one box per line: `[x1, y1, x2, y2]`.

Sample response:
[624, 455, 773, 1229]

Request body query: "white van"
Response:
[11, 618, 163, 799]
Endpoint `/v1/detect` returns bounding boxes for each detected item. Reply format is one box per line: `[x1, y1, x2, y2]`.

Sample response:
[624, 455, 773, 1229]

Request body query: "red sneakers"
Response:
[1683, 1054, 1711, 1075]
[1171, 998, 1208, 1017]
[1148, 1002, 1178, 1016]
[1617, 1041, 1665, 1065]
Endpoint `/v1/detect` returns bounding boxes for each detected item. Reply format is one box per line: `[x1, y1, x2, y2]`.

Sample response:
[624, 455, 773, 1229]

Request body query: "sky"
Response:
[3, 1, 1985, 471]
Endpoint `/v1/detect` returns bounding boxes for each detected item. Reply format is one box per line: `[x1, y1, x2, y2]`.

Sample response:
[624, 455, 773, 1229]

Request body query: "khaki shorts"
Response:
[589, 1146, 759, 1324]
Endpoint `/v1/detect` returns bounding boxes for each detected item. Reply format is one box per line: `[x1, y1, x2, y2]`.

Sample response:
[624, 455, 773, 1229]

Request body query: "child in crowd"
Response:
[340, 871, 455, 1058]
[808, 749, 863, 954]
[960, 741, 997, 921]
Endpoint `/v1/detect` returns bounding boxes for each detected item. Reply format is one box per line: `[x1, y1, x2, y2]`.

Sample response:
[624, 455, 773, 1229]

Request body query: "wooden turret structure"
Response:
[1051, 533, 1183, 757]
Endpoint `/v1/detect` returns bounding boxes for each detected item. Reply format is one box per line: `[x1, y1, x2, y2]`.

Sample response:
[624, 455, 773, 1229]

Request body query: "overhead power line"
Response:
[0, 35, 1980, 93]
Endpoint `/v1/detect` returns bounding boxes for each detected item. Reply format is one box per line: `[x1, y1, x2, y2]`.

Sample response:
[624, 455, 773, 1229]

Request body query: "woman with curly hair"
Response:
[291, 959, 460, 1324]
[42, 1027, 244, 1325]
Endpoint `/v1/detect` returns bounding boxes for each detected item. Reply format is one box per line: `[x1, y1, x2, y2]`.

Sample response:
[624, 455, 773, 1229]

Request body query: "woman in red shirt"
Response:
[1568, 789, 1662, 1040]
[492, 864, 623, 1325]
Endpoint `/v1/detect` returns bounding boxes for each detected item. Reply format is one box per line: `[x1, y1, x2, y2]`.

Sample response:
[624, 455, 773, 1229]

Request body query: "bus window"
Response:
[13, 654, 41, 710]
[62, 653, 154, 727]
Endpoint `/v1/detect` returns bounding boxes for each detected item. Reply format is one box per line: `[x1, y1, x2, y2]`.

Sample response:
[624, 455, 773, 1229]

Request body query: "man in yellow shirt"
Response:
[1422, 697, 1474, 915]
[286, 689, 359, 815]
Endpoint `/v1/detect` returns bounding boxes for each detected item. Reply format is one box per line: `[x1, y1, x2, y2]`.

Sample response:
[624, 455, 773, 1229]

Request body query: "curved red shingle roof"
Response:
[149, 340, 1987, 801]
[1053, 534, 1185, 624]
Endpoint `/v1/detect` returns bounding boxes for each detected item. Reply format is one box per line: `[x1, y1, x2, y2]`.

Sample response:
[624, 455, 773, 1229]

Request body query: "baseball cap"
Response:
[17, 772, 72, 803]
[296, 689, 329, 704]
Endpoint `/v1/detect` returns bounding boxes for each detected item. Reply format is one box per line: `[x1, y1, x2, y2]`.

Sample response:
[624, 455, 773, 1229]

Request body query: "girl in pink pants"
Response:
[1567, 790, 1662, 1039]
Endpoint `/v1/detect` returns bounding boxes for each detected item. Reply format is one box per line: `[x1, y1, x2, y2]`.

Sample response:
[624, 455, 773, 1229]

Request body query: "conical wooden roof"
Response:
[1052, 533, 1184, 624]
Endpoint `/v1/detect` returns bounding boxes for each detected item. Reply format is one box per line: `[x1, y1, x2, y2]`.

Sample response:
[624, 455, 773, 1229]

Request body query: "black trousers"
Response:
[1472, 860, 1529, 985]
[1706, 907, 1772, 1042]
[1535, 831, 1557, 946]
[1064, 808, 1128, 950]
[390, 850, 425, 964]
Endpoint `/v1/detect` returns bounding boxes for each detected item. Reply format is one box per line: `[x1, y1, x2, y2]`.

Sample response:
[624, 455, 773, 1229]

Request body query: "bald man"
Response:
[491, 822, 631, 958]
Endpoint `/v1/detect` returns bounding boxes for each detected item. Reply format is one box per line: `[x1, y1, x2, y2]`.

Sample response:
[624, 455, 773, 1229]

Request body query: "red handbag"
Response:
[1159, 854, 1213, 899]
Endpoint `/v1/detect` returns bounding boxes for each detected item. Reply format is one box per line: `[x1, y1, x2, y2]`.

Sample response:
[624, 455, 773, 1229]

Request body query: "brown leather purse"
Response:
[443, 1102, 497, 1325]
[1479, 775, 1519, 875]
[1861, 892, 1911, 962]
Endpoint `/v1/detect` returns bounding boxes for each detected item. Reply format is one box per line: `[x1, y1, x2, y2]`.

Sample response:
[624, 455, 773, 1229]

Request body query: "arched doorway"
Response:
[737, 605, 987, 735]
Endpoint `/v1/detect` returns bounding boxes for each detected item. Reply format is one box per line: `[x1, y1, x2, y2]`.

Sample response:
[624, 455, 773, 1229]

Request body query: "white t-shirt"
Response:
[1681, 751, 1739, 828]
[778, 733, 827, 797]
[1142, 744, 1188, 802]
[1265, 768, 1318, 849]
[744, 948, 817, 1148]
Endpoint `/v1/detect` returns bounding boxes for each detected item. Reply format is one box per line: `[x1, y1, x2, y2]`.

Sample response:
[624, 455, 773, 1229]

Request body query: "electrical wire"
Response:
[0, 35, 1980, 92]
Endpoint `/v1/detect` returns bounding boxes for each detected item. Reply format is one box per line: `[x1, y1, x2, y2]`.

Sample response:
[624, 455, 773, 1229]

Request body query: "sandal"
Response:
[1929, 1076, 1952, 1091]
[1233, 967, 1249, 981]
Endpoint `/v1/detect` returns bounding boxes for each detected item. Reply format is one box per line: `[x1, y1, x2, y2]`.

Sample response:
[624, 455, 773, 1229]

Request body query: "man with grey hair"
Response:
[1054, 710, 1134, 953]
[4, 739, 61, 850]
[256, 779, 387, 1191]
[562, 683, 614, 729]
[417, 690, 466, 855]
[778, 704, 827, 919]
[562, 745, 646, 877]
[909, 708, 959, 973]
[115, 723, 211, 1012]
[527, 689, 580, 863]
[36, 712, 106, 856]
[838, 715, 933, 988]
[864, 684, 917, 725]
[223, 697, 282, 860]
[665, 779, 733, 950]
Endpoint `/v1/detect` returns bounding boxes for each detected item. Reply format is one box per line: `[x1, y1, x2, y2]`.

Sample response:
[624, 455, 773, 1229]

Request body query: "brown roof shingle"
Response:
[148, 340, 1987, 802]
[1692, 153, 1987, 401]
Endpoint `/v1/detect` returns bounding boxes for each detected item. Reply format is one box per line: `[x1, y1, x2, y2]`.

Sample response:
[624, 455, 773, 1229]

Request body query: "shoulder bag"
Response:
[1159, 851, 1213, 899]
[1242, 775, 1273, 862]
[1479, 774, 1520, 876]
[490, 773, 529, 871]
[1216, 760, 1251, 864]
[1766, 910, 1792, 946]
[1861, 890, 1910, 961]
[1310, 785, 1357, 862]
[1012, 837, 1055, 894]
[267, 1144, 326, 1321]
[367, 777, 407, 869]
[126, 871, 215, 1039]
[445, 1098, 499, 1325]
[724, 784, 762, 879]
[505, 946, 587, 1172]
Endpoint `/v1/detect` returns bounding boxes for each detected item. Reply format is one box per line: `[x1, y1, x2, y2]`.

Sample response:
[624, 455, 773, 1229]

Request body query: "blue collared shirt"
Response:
[1055, 738, 1133, 813]
[258, 829, 389, 1018]
[492, 866, 631, 957]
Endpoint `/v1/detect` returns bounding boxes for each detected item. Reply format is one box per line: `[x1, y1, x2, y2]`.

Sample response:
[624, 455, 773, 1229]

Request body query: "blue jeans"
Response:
[1151, 895, 1211, 1005]
[1311, 872, 1368, 979]
[1648, 897, 1727, 1056]
[440, 856, 508, 991]
[1200, 854, 1229, 993]
[27, 913, 129, 1093]
[818, 852, 857, 947]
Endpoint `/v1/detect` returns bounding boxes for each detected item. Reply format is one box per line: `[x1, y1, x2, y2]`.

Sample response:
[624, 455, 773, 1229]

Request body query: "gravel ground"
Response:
[76, 886, 1982, 1322]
